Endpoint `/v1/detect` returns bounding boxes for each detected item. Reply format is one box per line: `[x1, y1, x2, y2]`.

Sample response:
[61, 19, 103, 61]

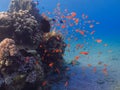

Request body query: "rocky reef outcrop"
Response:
[0, 0, 66, 90]
[0, 38, 44, 90]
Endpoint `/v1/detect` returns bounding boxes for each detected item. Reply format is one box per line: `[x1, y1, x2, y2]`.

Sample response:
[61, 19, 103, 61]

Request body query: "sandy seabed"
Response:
[52, 39, 120, 90]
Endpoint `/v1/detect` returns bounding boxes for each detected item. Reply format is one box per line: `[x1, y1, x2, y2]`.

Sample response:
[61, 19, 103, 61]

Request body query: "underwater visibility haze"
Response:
[0, 0, 120, 90]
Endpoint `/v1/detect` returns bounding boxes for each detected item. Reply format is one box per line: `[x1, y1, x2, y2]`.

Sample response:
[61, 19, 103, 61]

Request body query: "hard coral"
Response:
[0, 38, 44, 90]
[37, 31, 66, 75]
[0, 38, 17, 61]
[9, 0, 32, 12]
[0, 0, 67, 89]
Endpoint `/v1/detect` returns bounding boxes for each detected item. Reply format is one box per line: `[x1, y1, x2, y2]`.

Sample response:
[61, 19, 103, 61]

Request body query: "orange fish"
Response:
[64, 81, 69, 87]
[66, 16, 72, 19]
[49, 62, 54, 67]
[87, 64, 92, 67]
[71, 12, 76, 17]
[102, 68, 108, 75]
[93, 67, 97, 73]
[55, 49, 60, 53]
[76, 29, 80, 32]
[55, 68, 60, 74]
[104, 64, 108, 67]
[67, 44, 70, 47]
[44, 50, 47, 53]
[80, 52, 89, 55]
[75, 56, 80, 60]
[75, 18, 79, 24]
[79, 30, 84, 35]
[96, 39, 102, 43]
[90, 30, 95, 35]
[39, 45, 43, 48]
[42, 81, 47, 86]
[89, 24, 94, 28]
[61, 25, 66, 28]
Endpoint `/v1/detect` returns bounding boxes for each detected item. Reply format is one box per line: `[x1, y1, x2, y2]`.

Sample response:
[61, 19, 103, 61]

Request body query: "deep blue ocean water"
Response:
[0, 0, 120, 90]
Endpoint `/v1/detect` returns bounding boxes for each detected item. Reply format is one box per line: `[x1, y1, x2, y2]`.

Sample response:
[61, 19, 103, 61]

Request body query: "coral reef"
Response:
[0, 0, 66, 90]
[0, 10, 42, 49]
[37, 31, 66, 75]
[0, 38, 44, 90]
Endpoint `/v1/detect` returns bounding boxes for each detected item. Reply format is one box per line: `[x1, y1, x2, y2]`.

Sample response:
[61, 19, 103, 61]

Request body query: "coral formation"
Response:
[0, 10, 42, 48]
[37, 31, 66, 75]
[0, 0, 66, 90]
[0, 38, 44, 90]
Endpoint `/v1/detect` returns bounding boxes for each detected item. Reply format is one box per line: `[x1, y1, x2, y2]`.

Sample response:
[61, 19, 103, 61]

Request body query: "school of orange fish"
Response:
[40, 2, 111, 87]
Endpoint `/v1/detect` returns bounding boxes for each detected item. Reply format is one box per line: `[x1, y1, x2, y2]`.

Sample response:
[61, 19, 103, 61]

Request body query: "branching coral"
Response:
[0, 10, 43, 48]
[11, 10, 42, 46]
[0, 38, 17, 66]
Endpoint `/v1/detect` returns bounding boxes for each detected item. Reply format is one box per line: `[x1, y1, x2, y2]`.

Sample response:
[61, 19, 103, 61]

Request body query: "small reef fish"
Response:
[96, 39, 102, 43]
[102, 68, 108, 75]
[61, 25, 66, 28]
[93, 67, 97, 73]
[75, 56, 80, 60]
[55, 68, 60, 74]
[80, 52, 89, 55]
[42, 81, 47, 86]
[71, 12, 76, 17]
[49, 62, 54, 67]
[87, 64, 92, 67]
[89, 24, 94, 28]
[90, 30, 95, 35]
[79, 30, 84, 35]
[67, 44, 70, 47]
[64, 81, 69, 87]
[74, 18, 79, 24]
[76, 29, 85, 35]
[104, 64, 108, 67]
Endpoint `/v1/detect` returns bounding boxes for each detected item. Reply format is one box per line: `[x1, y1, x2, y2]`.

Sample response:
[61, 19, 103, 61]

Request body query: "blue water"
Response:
[0, 0, 120, 90]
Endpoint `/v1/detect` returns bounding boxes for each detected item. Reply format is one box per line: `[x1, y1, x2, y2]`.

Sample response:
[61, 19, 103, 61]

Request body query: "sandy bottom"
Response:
[52, 39, 120, 90]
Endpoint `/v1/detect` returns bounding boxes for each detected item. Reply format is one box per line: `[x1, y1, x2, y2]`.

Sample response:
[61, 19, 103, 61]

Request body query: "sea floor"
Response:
[52, 39, 120, 90]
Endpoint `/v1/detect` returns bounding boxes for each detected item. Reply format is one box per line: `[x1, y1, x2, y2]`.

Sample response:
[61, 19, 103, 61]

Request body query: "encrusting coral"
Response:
[0, 0, 66, 90]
